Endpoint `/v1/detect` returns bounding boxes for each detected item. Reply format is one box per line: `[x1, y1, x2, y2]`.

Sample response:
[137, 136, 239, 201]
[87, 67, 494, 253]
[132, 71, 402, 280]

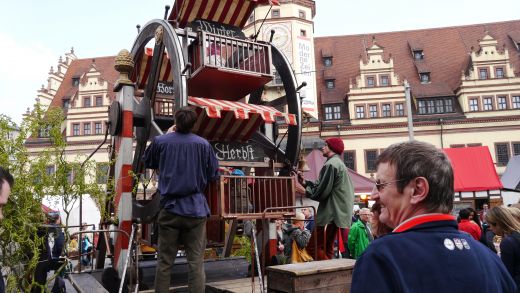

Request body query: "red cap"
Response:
[325, 137, 344, 154]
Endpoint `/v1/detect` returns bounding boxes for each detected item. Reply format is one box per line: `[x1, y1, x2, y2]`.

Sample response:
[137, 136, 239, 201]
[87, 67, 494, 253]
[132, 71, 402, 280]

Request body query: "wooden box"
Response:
[266, 259, 356, 293]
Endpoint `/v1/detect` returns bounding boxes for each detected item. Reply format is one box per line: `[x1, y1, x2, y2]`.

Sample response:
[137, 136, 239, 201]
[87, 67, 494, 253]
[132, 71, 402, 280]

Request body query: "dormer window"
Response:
[366, 76, 375, 87]
[323, 57, 332, 67]
[72, 77, 80, 87]
[479, 68, 488, 80]
[380, 75, 389, 86]
[495, 67, 504, 79]
[420, 73, 430, 83]
[413, 50, 423, 60]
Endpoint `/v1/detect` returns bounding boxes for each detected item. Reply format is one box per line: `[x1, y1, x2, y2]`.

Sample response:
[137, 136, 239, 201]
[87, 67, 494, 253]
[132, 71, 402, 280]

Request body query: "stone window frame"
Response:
[344, 150, 356, 171]
[482, 96, 493, 111]
[325, 79, 335, 89]
[83, 122, 92, 135]
[83, 96, 91, 108]
[72, 123, 80, 136]
[381, 103, 391, 117]
[379, 75, 390, 87]
[468, 97, 479, 112]
[368, 104, 378, 118]
[324, 104, 342, 121]
[512, 95, 520, 109]
[395, 103, 405, 116]
[494, 66, 505, 79]
[366, 76, 376, 88]
[497, 95, 508, 110]
[495, 142, 510, 167]
[364, 149, 379, 173]
[95, 96, 103, 107]
[355, 105, 366, 119]
[478, 67, 489, 80]
[94, 121, 103, 135]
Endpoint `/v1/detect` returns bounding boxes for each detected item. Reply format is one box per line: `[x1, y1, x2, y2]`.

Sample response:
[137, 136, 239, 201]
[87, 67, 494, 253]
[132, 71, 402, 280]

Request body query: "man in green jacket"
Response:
[295, 137, 355, 260]
[348, 208, 373, 259]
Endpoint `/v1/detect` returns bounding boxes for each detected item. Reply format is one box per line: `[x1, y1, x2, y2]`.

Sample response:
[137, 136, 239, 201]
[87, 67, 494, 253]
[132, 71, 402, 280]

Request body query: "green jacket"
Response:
[304, 154, 354, 228]
[348, 220, 370, 259]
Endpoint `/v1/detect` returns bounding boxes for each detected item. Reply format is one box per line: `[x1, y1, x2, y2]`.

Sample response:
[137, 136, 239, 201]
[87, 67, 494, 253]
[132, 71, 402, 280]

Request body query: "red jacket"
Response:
[458, 219, 482, 240]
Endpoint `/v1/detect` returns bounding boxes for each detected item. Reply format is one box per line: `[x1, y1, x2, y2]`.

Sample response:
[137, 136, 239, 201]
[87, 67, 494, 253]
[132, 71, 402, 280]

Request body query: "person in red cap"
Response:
[295, 137, 354, 260]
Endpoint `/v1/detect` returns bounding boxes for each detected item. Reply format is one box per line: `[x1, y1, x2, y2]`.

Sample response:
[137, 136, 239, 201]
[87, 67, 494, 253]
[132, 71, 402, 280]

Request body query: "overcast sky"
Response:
[1, 0, 519, 123]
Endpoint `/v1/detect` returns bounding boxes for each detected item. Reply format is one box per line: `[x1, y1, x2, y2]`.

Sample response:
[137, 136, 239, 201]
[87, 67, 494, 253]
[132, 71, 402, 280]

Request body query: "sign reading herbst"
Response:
[212, 142, 267, 162]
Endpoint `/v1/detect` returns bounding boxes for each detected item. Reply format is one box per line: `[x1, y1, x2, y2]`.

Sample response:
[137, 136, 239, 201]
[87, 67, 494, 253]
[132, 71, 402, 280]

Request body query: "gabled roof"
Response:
[501, 155, 520, 191]
[443, 146, 503, 192]
[315, 20, 520, 102]
[49, 56, 117, 109]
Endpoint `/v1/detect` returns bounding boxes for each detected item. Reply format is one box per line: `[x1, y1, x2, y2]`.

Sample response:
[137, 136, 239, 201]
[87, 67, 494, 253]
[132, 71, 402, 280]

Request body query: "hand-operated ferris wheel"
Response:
[104, 0, 306, 278]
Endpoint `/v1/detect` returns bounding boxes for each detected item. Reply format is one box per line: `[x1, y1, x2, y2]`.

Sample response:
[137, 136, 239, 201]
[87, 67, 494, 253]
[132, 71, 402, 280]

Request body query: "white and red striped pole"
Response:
[112, 49, 135, 274]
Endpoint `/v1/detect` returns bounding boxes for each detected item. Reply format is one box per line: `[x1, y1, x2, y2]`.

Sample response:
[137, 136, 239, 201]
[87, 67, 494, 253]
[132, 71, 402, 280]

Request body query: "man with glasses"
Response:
[347, 208, 373, 259]
[295, 137, 354, 260]
[351, 140, 515, 292]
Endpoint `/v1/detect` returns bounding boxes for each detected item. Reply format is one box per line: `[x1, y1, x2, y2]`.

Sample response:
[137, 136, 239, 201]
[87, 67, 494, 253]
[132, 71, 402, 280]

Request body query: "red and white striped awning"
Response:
[189, 96, 295, 142]
[169, 0, 279, 29]
[132, 48, 172, 89]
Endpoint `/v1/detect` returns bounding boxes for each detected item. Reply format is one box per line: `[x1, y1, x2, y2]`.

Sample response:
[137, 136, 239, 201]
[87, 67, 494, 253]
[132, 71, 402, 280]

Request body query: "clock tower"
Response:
[244, 0, 317, 118]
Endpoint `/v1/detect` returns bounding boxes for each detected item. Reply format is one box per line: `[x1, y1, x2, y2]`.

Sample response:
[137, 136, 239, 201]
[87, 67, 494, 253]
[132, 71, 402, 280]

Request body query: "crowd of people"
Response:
[3, 107, 520, 293]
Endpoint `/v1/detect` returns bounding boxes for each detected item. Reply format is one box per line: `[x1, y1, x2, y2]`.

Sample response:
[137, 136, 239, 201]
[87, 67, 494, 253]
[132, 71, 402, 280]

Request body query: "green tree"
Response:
[0, 105, 108, 291]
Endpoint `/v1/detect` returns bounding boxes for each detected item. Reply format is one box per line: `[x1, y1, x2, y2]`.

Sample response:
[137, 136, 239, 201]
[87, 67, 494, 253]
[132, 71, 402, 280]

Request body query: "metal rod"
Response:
[250, 222, 264, 293]
[404, 80, 414, 141]
[119, 224, 136, 293]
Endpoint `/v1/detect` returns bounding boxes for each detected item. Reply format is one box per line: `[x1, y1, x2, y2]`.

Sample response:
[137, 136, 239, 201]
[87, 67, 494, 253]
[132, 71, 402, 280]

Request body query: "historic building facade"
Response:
[25, 51, 117, 182]
[314, 20, 520, 178]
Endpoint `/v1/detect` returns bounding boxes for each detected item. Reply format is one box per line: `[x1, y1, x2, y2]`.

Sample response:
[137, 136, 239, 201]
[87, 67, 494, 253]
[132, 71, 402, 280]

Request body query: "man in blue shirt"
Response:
[144, 107, 219, 293]
[351, 141, 516, 293]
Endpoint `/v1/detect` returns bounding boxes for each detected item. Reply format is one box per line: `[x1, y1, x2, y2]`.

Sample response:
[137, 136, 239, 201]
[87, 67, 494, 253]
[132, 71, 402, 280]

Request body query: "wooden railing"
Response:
[207, 175, 296, 220]
[190, 31, 272, 76]
[154, 97, 174, 118]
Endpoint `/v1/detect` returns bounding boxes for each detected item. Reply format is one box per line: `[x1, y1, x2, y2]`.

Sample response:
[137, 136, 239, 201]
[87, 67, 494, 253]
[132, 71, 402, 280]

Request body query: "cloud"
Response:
[0, 33, 57, 123]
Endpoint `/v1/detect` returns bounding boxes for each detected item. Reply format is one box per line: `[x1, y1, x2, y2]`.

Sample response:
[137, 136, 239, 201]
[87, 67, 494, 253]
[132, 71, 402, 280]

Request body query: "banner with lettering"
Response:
[296, 36, 318, 119]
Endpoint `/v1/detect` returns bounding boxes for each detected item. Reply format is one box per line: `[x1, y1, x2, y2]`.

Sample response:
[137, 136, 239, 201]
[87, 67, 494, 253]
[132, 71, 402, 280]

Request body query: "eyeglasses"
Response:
[374, 179, 405, 192]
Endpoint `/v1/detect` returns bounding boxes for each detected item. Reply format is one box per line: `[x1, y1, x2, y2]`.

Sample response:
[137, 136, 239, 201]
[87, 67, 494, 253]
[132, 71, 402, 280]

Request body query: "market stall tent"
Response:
[443, 146, 503, 206]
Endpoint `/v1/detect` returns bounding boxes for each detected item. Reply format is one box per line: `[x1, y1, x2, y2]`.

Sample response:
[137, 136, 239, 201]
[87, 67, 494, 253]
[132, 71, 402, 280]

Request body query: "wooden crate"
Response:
[266, 259, 356, 293]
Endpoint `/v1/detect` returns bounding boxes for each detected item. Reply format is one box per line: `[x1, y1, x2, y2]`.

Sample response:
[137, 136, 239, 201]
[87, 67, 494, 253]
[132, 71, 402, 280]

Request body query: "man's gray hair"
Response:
[376, 140, 454, 214]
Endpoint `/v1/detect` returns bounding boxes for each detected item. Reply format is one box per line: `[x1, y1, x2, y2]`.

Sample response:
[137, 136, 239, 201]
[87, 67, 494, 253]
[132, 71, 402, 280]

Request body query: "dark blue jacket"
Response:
[143, 132, 219, 217]
[351, 214, 516, 293]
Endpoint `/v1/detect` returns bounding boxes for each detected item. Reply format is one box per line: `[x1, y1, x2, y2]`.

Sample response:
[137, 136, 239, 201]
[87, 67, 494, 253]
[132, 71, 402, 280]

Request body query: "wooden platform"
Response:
[266, 259, 356, 293]
[206, 277, 262, 293]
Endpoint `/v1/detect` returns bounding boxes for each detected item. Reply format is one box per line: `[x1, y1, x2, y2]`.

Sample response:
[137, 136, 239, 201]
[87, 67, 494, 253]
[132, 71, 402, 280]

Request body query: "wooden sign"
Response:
[212, 142, 268, 163]
[188, 19, 246, 39]
[156, 81, 174, 95]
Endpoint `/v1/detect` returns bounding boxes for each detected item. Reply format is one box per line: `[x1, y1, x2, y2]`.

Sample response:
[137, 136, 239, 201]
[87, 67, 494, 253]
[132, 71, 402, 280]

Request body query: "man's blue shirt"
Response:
[143, 132, 219, 218]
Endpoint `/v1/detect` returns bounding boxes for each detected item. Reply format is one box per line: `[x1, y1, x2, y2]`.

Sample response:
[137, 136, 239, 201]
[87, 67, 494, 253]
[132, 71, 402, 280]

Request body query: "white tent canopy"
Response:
[42, 194, 101, 234]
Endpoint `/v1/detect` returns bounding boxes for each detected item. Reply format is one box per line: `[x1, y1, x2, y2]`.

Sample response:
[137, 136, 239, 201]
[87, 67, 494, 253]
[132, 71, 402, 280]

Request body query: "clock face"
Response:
[268, 24, 290, 50]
